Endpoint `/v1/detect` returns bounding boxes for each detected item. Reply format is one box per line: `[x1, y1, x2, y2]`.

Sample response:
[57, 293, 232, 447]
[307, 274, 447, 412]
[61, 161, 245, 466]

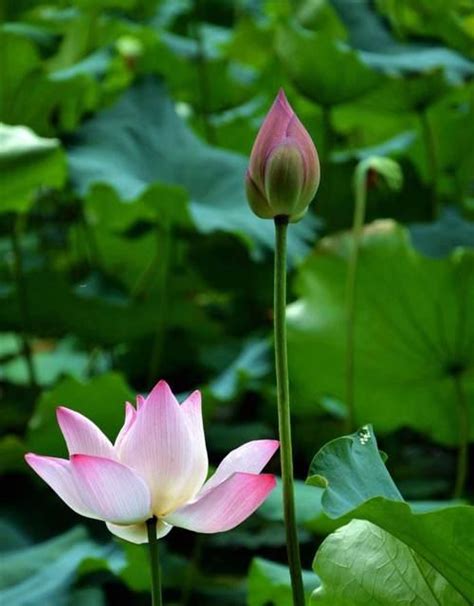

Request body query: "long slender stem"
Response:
[190, 0, 216, 144]
[345, 172, 367, 433]
[453, 374, 469, 499]
[10, 216, 37, 389]
[146, 517, 163, 606]
[273, 217, 305, 606]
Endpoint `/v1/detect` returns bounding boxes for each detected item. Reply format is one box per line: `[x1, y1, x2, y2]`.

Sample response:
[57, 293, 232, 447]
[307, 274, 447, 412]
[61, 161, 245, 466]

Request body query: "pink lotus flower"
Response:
[246, 89, 320, 222]
[25, 380, 278, 544]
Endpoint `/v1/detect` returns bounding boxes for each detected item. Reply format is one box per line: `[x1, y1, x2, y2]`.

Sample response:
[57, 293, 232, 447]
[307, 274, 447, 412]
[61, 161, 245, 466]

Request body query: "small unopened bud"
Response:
[246, 90, 320, 222]
[354, 156, 403, 195]
[116, 36, 143, 71]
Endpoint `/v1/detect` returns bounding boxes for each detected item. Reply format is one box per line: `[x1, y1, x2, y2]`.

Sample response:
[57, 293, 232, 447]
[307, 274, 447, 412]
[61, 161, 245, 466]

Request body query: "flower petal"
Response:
[200, 440, 279, 496]
[181, 390, 207, 453]
[249, 89, 293, 187]
[119, 380, 208, 515]
[25, 453, 94, 518]
[165, 472, 276, 533]
[114, 403, 137, 451]
[70, 455, 151, 524]
[107, 520, 173, 544]
[56, 407, 116, 459]
[286, 114, 320, 204]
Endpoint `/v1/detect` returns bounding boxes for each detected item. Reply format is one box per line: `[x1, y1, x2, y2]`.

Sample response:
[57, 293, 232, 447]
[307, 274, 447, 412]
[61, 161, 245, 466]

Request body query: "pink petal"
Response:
[56, 407, 116, 459]
[249, 89, 294, 188]
[136, 395, 145, 409]
[70, 455, 151, 524]
[106, 519, 173, 544]
[181, 390, 206, 452]
[200, 440, 279, 496]
[25, 453, 94, 518]
[164, 472, 276, 533]
[119, 380, 208, 515]
[114, 403, 137, 451]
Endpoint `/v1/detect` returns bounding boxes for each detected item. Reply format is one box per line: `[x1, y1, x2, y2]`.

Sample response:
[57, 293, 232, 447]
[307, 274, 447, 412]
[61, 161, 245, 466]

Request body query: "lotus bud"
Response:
[246, 89, 320, 222]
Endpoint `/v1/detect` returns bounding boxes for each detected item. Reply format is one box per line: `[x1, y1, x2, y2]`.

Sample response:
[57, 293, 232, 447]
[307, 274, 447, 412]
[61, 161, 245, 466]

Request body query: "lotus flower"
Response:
[25, 380, 278, 543]
[246, 89, 320, 222]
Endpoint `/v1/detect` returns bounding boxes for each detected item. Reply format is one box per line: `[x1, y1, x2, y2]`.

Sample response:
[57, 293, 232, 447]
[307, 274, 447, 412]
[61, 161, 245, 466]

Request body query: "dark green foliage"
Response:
[1, 0, 473, 604]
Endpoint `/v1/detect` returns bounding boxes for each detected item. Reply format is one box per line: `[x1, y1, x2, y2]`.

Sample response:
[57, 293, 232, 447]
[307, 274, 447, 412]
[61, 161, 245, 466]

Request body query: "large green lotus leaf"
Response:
[410, 209, 474, 258]
[276, 24, 385, 106]
[0, 526, 110, 606]
[307, 425, 474, 602]
[0, 124, 66, 214]
[287, 220, 474, 445]
[247, 558, 318, 606]
[67, 77, 315, 259]
[312, 519, 467, 605]
[330, 0, 474, 80]
[27, 373, 133, 457]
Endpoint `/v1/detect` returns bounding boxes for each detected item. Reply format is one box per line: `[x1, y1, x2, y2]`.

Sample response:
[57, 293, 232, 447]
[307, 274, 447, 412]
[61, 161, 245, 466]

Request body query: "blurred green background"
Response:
[1, 0, 473, 604]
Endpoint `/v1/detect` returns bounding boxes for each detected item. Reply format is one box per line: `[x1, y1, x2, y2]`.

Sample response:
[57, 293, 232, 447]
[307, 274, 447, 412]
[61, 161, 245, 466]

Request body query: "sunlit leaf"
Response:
[288, 220, 474, 445]
[307, 426, 474, 602]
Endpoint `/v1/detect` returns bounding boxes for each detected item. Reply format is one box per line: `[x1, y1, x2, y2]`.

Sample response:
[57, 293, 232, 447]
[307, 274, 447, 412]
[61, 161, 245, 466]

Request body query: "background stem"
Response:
[452, 374, 469, 499]
[345, 173, 367, 433]
[146, 517, 163, 606]
[10, 215, 37, 389]
[273, 217, 305, 606]
[190, 0, 216, 144]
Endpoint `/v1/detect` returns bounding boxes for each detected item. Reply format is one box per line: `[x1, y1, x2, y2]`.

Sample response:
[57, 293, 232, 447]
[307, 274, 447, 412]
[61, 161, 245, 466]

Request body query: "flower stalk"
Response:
[346, 157, 403, 432]
[146, 517, 163, 606]
[274, 216, 305, 606]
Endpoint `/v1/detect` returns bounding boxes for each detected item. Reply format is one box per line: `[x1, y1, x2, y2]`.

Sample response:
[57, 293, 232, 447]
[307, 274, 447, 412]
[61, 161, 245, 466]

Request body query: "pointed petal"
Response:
[245, 171, 273, 219]
[165, 473, 276, 533]
[181, 390, 206, 453]
[25, 453, 94, 518]
[136, 395, 145, 409]
[70, 455, 151, 524]
[200, 440, 279, 496]
[249, 89, 294, 187]
[56, 407, 116, 459]
[107, 520, 173, 544]
[286, 114, 320, 203]
[114, 403, 137, 451]
[119, 380, 208, 515]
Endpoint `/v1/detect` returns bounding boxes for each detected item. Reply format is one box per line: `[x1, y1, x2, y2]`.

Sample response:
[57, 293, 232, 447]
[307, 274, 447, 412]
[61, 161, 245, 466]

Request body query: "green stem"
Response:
[146, 517, 163, 606]
[452, 374, 469, 499]
[10, 216, 37, 389]
[190, 0, 216, 144]
[345, 170, 368, 433]
[273, 217, 305, 606]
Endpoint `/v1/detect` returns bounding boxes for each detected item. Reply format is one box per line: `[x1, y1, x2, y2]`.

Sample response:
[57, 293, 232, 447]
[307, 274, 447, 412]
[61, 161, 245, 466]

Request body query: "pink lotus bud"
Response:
[25, 380, 278, 544]
[246, 89, 320, 222]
